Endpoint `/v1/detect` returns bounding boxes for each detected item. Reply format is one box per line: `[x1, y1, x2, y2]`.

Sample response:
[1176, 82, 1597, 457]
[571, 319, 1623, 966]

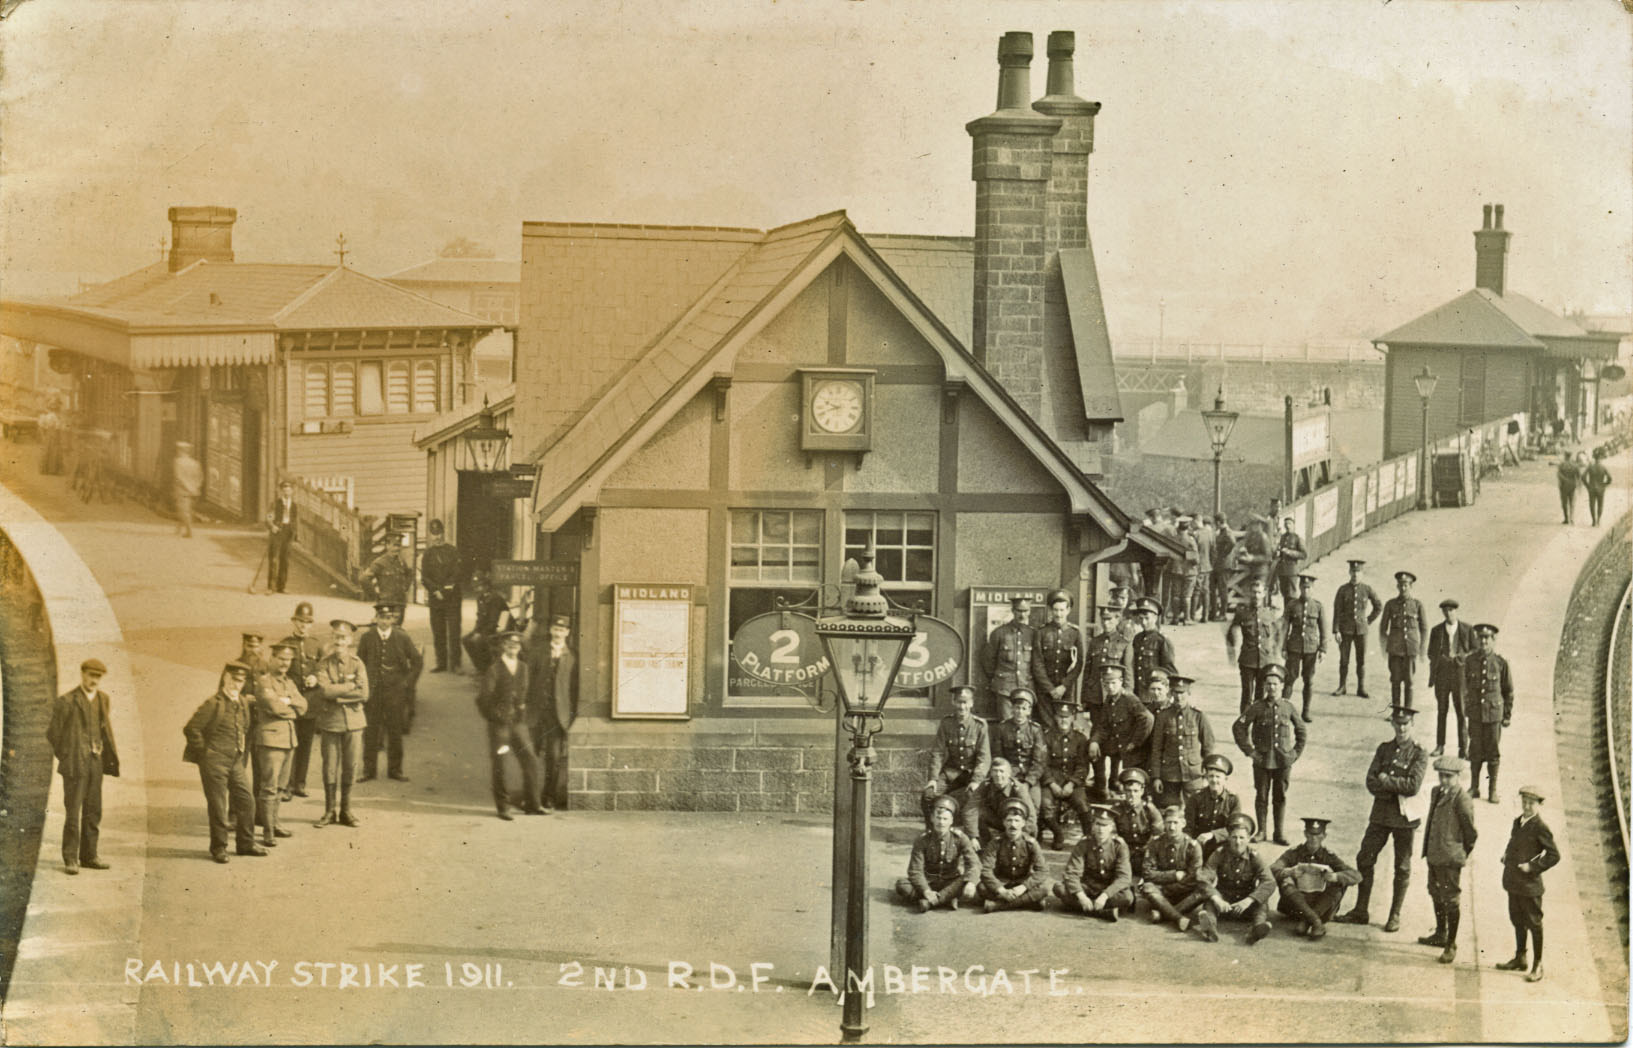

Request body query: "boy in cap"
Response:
[1379, 570, 1430, 708]
[253, 641, 308, 846]
[183, 661, 262, 862]
[1227, 578, 1284, 713]
[1186, 753, 1242, 858]
[1270, 816, 1361, 939]
[1141, 805, 1204, 928]
[476, 630, 543, 819]
[46, 658, 120, 874]
[1419, 755, 1478, 963]
[1232, 663, 1306, 845]
[279, 601, 324, 800]
[1332, 559, 1382, 697]
[979, 797, 1052, 911]
[1496, 785, 1560, 982]
[974, 758, 1038, 844]
[1091, 663, 1154, 801]
[896, 795, 981, 912]
[1338, 700, 1428, 932]
[1112, 767, 1163, 876]
[1190, 814, 1275, 943]
[1031, 589, 1086, 731]
[1039, 695, 1092, 849]
[1280, 573, 1328, 722]
[982, 595, 1036, 721]
[313, 619, 369, 828]
[1054, 805, 1134, 920]
[1463, 624, 1513, 802]
[1150, 673, 1215, 811]
[923, 684, 990, 829]
[1427, 599, 1476, 758]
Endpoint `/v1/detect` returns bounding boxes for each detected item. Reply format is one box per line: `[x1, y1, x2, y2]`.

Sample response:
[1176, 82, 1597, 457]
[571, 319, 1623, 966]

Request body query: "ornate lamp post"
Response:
[1199, 388, 1240, 519]
[813, 548, 916, 1043]
[1414, 367, 1437, 510]
[464, 396, 511, 473]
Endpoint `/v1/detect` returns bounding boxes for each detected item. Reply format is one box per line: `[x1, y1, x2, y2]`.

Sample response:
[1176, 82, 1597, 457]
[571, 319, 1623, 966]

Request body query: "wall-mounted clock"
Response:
[799, 368, 875, 452]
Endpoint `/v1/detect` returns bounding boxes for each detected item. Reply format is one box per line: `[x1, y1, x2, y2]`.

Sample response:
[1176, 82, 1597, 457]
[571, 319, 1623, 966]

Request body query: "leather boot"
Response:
[1147, 892, 1183, 925]
[1495, 953, 1529, 972]
[1272, 798, 1288, 845]
[313, 786, 338, 827]
[1195, 907, 1219, 942]
[1487, 761, 1500, 804]
[1418, 899, 1447, 947]
[1438, 908, 1459, 963]
[1383, 877, 1408, 932]
[339, 786, 360, 827]
[1254, 798, 1269, 843]
[1336, 882, 1372, 924]
[1469, 759, 1482, 798]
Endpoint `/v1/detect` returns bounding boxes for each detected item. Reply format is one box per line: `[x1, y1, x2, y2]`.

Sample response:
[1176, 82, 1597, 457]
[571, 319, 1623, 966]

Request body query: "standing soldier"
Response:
[1031, 589, 1086, 731]
[1131, 666, 1172, 776]
[476, 630, 544, 820]
[1419, 755, 1479, 964]
[995, 689, 1048, 814]
[1185, 753, 1242, 859]
[922, 684, 991, 828]
[1192, 515, 1215, 624]
[1240, 516, 1275, 608]
[1269, 816, 1361, 939]
[981, 595, 1036, 722]
[1149, 673, 1215, 812]
[420, 519, 464, 673]
[1210, 514, 1236, 622]
[1233, 664, 1306, 846]
[1583, 449, 1613, 526]
[1273, 517, 1306, 607]
[1054, 804, 1135, 920]
[45, 658, 119, 874]
[1379, 570, 1430, 709]
[1130, 598, 1176, 700]
[1039, 696, 1092, 850]
[1189, 814, 1275, 944]
[1281, 574, 1328, 723]
[979, 797, 1053, 912]
[1337, 701, 1428, 932]
[183, 661, 262, 862]
[279, 602, 324, 801]
[1463, 623, 1514, 802]
[356, 603, 424, 783]
[1332, 559, 1382, 697]
[1092, 664, 1154, 800]
[1082, 604, 1134, 727]
[1495, 785, 1560, 983]
[253, 642, 307, 848]
[1427, 599, 1475, 758]
[1141, 805, 1204, 929]
[896, 795, 981, 912]
[312, 620, 368, 828]
[1226, 578, 1283, 713]
[1171, 518, 1199, 625]
[362, 532, 415, 605]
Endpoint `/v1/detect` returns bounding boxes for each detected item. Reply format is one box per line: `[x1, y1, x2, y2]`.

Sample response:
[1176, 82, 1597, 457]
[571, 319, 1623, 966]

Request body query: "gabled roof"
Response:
[386, 258, 521, 285]
[414, 385, 515, 448]
[527, 211, 1133, 537]
[1374, 287, 1583, 349]
[274, 266, 492, 329]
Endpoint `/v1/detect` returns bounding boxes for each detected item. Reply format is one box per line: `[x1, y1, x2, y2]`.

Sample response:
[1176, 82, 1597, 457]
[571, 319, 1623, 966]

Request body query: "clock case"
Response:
[798, 367, 875, 453]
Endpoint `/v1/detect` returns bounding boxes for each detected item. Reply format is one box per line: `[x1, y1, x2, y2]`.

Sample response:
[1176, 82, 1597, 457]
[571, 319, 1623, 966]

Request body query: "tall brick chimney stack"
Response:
[967, 32, 1062, 419]
[168, 205, 237, 272]
[1474, 202, 1510, 296]
[1032, 31, 1101, 257]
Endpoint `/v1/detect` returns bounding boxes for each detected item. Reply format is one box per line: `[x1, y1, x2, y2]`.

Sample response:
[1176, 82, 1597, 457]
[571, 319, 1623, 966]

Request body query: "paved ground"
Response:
[0, 443, 1627, 1044]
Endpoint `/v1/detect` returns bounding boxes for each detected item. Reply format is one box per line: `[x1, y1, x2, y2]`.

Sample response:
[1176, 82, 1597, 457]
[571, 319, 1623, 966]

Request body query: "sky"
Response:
[1, 0, 1628, 342]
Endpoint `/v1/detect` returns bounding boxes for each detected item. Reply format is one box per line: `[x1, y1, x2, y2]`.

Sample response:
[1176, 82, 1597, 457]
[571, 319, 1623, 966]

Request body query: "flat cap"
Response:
[1518, 785, 1545, 801]
[1439, 599, 1459, 610]
[1433, 755, 1466, 774]
[80, 658, 108, 675]
[549, 615, 572, 629]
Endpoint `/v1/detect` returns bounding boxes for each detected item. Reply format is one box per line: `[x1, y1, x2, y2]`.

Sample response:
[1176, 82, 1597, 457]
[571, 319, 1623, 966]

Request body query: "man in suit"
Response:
[922, 684, 991, 829]
[1419, 755, 1479, 964]
[1281, 573, 1328, 723]
[476, 630, 543, 819]
[420, 519, 464, 673]
[183, 661, 263, 863]
[463, 570, 516, 674]
[357, 603, 423, 782]
[528, 614, 578, 811]
[1332, 559, 1382, 697]
[265, 479, 298, 594]
[313, 620, 368, 828]
[45, 658, 120, 874]
[1338, 701, 1428, 932]
[1427, 599, 1476, 759]
[253, 642, 307, 847]
[1031, 589, 1086, 731]
[1379, 570, 1430, 708]
[1464, 623, 1514, 801]
[279, 602, 324, 800]
[1273, 517, 1307, 606]
[980, 595, 1036, 722]
[1496, 785, 1561, 982]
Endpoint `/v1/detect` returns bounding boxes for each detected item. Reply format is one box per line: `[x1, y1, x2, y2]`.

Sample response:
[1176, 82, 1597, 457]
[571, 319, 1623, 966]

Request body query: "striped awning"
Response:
[131, 331, 274, 367]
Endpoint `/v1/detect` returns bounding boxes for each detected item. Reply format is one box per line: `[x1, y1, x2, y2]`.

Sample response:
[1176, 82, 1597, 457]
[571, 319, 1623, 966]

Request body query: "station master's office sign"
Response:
[612, 584, 694, 719]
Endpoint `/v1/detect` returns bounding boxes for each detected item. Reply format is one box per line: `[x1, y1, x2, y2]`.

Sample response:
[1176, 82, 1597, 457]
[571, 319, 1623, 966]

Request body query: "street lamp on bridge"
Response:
[1199, 388, 1240, 519]
[1414, 367, 1438, 510]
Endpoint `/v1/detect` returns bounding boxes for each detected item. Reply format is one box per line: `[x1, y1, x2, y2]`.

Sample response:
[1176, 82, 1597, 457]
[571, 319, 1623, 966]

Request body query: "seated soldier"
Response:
[974, 758, 1038, 843]
[996, 688, 1049, 812]
[1040, 696, 1092, 850]
[1053, 804, 1135, 921]
[1270, 816, 1362, 939]
[1186, 813, 1275, 943]
[1232, 663, 1306, 845]
[1185, 753, 1241, 860]
[1140, 805, 1204, 928]
[922, 685, 991, 828]
[979, 797, 1053, 912]
[895, 794, 981, 912]
[1113, 767, 1163, 878]
[1092, 664, 1154, 800]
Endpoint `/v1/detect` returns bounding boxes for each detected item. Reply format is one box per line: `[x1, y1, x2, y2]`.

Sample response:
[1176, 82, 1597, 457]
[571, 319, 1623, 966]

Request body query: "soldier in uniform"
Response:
[980, 595, 1036, 721]
[1281, 573, 1328, 722]
[1273, 517, 1307, 606]
[1379, 570, 1430, 708]
[1039, 696, 1092, 849]
[1130, 599, 1176, 700]
[922, 685, 991, 828]
[996, 688, 1049, 811]
[1141, 805, 1204, 928]
[476, 630, 544, 820]
[182, 661, 262, 863]
[1463, 623, 1514, 802]
[1427, 599, 1476, 758]
[1170, 518, 1199, 625]
[357, 603, 424, 782]
[1031, 589, 1086, 731]
[312, 620, 368, 828]
[1082, 604, 1135, 723]
[1495, 785, 1560, 983]
[278, 602, 324, 801]
[1270, 816, 1361, 939]
[362, 533, 415, 605]
[973, 758, 1039, 844]
[252, 642, 307, 848]
[1232, 663, 1306, 845]
[1112, 767, 1163, 877]
[1131, 666, 1172, 775]
[1054, 804, 1135, 920]
[1419, 755, 1478, 964]
[1150, 673, 1215, 811]
[1337, 701, 1428, 932]
[1185, 753, 1242, 859]
[979, 797, 1052, 912]
[1226, 577, 1284, 713]
[895, 794, 981, 912]
[1332, 559, 1382, 697]
[1091, 664, 1154, 801]
[420, 519, 464, 673]
[1188, 813, 1275, 943]
[1210, 514, 1236, 622]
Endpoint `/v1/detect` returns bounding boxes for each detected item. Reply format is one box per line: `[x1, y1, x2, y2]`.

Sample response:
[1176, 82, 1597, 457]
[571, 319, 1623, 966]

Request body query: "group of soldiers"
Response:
[898, 561, 1557, 979]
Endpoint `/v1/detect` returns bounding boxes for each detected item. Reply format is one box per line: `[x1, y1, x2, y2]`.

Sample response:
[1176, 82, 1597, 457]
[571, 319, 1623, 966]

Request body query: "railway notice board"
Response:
[612, 584, 693, 719]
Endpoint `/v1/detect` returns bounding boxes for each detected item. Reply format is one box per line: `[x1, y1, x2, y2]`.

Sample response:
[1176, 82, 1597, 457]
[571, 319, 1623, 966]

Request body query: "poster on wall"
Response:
[1366, 470, 1380, 514]
[1313, 488, 1339, 536]
[612, 583, 693, 719]
[1351, 474, 1369, 533]
[1290, 499, 1309, 541]
[1403, 452, 1417, 499]
[967, 586, 1051, 683]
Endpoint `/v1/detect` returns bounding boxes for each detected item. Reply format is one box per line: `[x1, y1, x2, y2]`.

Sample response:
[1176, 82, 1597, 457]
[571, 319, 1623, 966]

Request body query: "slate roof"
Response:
[1375, 287, 1587, 349]
[274, 266, 491, 329]
[414, 385, 515, 448]
[386, 258, 521, 285]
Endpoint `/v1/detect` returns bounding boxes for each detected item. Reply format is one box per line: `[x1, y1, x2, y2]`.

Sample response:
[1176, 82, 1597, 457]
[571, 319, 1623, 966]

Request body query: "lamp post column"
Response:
[1212, 447, 1224, 519]
[841, 730, 875, 1042]
[1418, 396, 1431, 511]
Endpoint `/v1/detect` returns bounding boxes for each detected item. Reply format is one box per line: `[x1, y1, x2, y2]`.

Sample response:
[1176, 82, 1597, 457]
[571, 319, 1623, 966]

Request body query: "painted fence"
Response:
[290, 474, 374, 597]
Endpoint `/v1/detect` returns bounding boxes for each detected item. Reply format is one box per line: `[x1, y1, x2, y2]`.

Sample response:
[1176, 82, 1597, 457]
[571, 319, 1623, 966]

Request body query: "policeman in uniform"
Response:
[1463, 623, 1514, 802]
[1281, 573, 1328, 722]
[1054, 804, 1135, 920]
[1419, 755, 1478, 963]
[980, 595, 1036, 721]
[979, 797, 1052, 911]
[1091, 663, 1154, 800]
[1332, 559, 1382, 696]
[896, 794, 981, 912]
[1140, 804, 1204, 928]
[1185, 753, 1242, 859]
[1189, 813, 1275, 943]
[1337, 700, 1428, 932]
[1379, 569, 1430, 708]
[419, 519, 464, 673]
[1273, 517, 1307, 606]
[1130, 599, 1176, 700]
[922, 684, 991, 827]
[1113, 767, 1163, 876]
[1082, 603, 1135, 718]
[1149, 673, 1215, 811]
[1226, 577, 1284, 713]
[995, 688, 1049, 812]
[1031, 589, 1086, 731]
[1427, 599, 1476, 758]
[1039, 696, 1093, 849]
[1232, 663, 1306, 845]
[1269, 816, 1361, 938]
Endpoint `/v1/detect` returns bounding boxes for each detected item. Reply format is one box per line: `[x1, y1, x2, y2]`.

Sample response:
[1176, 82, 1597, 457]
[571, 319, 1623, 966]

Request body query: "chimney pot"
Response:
[996, 31, 1035, 110]
[1482, 204, 1492, 230]
[1494, 204, 1504, 229]
[1045, 31, 1075, 96]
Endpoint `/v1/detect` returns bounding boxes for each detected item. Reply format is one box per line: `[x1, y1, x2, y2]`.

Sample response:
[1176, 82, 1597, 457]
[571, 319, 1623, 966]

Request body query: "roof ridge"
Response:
[521, 220, 764, 241]
[763, 210, 850, 239]
[269, 266, 345, 323]
[1470, 287, 1548, 345]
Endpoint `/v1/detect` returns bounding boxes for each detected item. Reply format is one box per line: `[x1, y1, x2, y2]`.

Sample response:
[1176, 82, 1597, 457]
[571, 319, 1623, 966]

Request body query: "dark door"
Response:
[456, 470, 513, 578]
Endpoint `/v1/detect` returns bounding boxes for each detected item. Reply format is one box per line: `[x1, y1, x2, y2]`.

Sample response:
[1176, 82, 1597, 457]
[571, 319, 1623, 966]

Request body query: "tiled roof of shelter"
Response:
[1375, 288, 1585, 349]
[275, 266, 491, 329]
[869, 234, 974, 346]
[386, 258, 521, 285]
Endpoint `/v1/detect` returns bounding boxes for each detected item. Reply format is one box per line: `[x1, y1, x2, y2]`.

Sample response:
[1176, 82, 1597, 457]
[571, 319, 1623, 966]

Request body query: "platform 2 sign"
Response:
[730, 613, 965, 695]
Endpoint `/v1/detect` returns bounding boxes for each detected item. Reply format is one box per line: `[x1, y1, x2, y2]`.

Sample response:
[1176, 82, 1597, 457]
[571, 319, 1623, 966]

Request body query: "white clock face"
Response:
[811, 380, 864, 434]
